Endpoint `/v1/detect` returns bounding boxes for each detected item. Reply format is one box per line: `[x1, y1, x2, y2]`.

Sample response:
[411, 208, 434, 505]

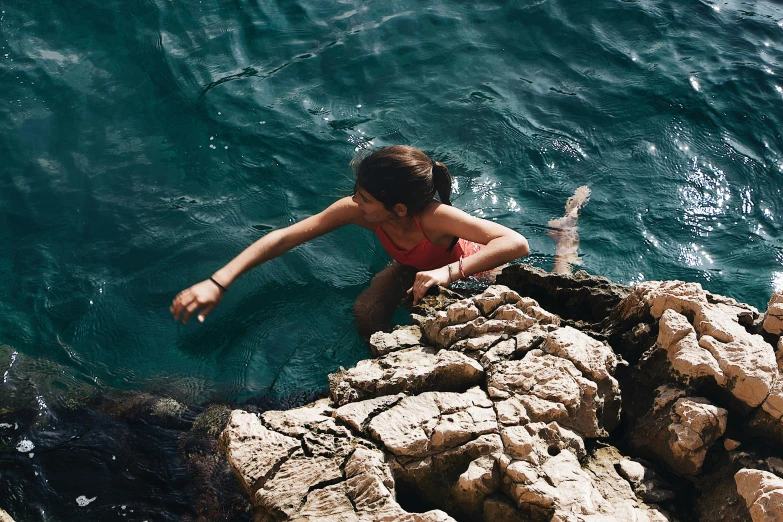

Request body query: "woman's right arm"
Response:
[170, 196, 365, 324]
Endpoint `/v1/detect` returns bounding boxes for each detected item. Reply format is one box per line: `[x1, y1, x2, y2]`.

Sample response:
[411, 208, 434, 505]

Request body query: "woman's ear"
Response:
[392, 203, 408, 217]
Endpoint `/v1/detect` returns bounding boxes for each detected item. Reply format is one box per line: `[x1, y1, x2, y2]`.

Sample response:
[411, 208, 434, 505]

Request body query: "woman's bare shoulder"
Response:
[324, 196, 375, 231]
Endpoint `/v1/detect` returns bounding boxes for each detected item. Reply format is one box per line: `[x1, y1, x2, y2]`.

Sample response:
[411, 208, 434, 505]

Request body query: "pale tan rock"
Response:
[697, 334, 776, 407]
[616, 459, 645, 487]
[658, 308, 696, 351]
[452, 333, 504, 353]
[490, 304, 533, 323]
[735, 468, 783, 522]
[761, 379, 783, 421]
[506, 460, 540, 484]
[514, 327, 549, 352]
[0, 509, 16, 522]
[724, 438, 741, 451]
[541, 450, 607, 515]
[446, 300, 482, 324]
[777, 338, 783, 372]
[422, 310, 450, 345]
[517, 394, 569, 425]
[636, 280, 709, 320]
[481, 338, 519, 366]
[334, 394, 405, 432]
[379, 512, 457, 522]
[541, 326, 618, 383]
[763, 292, 783, 336]
[344, 446, 398, 516]
[667, 398, 727, 475]
[329, 347, 483, 406]
[670, 330, 727, 385]
[658, 310, 726, 386]
[262, 398, 334, 437]
[527, 305, 561, 325]
[495, 397, 530, 426]
[390, 433, 504, 519]
[488, 351, 605, 437]
[641, 283, 777, 409]
[472, 285, 524, 316]
[369, 325, 422, 357]
[290, 483, 358, 522]
[651, 385, 686, 414]
[452, 456, 499, 510]
[366, 388, 496, 457]
[254, 451, 343, 518]
[561, 447, 671, 521]
[219, 410, 300, 495]
[343, 446, 454, 522]
[501, 426, 539, 463]
[438, 317, 531, 349]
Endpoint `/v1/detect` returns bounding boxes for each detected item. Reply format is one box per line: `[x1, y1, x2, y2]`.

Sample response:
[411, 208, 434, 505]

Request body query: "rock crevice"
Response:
[219, 267, 783, 522]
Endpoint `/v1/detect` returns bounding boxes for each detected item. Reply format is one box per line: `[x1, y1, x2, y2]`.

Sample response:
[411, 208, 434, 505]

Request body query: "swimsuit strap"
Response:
[412, 216, 431, 242]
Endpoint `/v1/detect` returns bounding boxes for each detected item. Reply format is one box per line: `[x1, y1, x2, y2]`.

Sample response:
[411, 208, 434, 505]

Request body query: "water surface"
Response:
[1, 0, 782, 517]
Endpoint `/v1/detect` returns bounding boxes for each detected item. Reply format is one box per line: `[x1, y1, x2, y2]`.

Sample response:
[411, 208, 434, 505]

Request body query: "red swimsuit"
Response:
[375, 216, 483, 271]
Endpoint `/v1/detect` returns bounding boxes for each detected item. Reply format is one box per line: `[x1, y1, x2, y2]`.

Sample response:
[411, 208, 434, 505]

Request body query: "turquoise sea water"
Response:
[1, 0, 782, 519]
[1, 0, 782, 427]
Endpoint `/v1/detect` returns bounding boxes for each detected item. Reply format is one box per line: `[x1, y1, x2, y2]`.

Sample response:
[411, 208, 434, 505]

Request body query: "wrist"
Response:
[458, 256, 467, 279]
[209, 276, 228, 293]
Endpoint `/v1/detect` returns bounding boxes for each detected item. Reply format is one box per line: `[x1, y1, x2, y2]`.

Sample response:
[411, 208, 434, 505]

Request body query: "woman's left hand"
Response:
[407, 266, 450, 304]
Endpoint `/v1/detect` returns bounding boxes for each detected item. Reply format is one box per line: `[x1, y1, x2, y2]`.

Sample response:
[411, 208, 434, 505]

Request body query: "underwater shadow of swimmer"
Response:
[548, 186, 591, 275]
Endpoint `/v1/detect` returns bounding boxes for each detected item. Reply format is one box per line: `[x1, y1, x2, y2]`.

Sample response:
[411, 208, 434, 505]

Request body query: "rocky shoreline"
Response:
[219, 265, 783, 522]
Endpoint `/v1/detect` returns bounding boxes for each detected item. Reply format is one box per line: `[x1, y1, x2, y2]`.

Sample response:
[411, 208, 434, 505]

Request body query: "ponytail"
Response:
[431, 160, 452, 206]
[354, 145, 454, 215]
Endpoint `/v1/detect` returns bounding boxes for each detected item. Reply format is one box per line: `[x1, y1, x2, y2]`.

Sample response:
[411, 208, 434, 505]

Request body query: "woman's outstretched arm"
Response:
[170, 196, 364, 324]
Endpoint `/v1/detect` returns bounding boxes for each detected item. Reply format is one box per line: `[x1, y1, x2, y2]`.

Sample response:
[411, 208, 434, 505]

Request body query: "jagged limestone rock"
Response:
[220, 280, 780, 522]
[219, 410, 300, 495]
[369, 325, 423, 357]
[333, 394, 405, 432]
[735, 468, 783, 522]
[615, 459, 676, 504]
[763, 292, 783, 336]
[631, 394, 727, 476]
[329, 347, 483, 406]
[262, 399, 334, 437]
[365, 387, 496, 458]
[488, 350, 606, 437]
[630, 281, 777, 409]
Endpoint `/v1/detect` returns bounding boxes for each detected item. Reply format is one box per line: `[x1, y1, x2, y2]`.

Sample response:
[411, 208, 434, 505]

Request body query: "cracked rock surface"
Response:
[735, 469, 783, 522]
[220, 268, 783, 522]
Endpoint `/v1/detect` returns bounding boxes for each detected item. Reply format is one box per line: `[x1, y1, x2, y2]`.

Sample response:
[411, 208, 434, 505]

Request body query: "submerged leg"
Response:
[353, 261, 417, 340]
[548, 186, 591, 274]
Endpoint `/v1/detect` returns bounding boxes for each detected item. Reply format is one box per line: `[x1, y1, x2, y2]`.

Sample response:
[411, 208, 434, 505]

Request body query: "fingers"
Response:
[171, 290, 193, 322]
[409, 277, 434, 305]
[197, 304, 216, 323]
[182, 301, 201, 325]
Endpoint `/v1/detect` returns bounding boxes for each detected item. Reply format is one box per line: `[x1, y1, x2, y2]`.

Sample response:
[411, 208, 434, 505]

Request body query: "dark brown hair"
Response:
[353, 145, 453, 215]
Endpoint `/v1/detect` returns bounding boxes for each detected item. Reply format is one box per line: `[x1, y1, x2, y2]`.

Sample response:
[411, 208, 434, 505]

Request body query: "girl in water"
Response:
[170, 145, 531, 337]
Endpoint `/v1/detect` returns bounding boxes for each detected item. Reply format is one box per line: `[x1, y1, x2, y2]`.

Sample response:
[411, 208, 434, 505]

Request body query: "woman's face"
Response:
[352, 186, 398, 222]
